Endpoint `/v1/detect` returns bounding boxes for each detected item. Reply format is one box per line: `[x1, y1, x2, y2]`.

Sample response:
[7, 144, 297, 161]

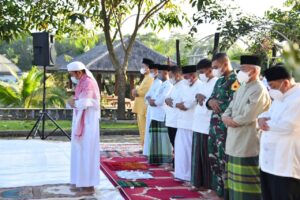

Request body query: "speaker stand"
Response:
[26, 65, 71, 140]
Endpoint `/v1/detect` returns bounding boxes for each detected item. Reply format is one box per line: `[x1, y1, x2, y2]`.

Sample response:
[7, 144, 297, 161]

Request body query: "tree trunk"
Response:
[116, 67, 127, 119]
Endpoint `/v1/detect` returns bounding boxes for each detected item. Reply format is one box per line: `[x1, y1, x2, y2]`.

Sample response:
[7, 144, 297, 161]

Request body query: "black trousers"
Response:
[260, 170, 300, 200]
[167, 127, 177, 167]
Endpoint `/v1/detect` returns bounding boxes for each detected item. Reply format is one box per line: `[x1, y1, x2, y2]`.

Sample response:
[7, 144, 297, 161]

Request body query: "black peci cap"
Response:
[142, 58, 154, 66]
[182, 65, 197, 74]
[264, 65, 291, 81]
[240, 55, 261, 66]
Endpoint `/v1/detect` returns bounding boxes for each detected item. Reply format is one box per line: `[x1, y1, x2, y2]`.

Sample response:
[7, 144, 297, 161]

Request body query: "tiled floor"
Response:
[0, 140, 123, 200]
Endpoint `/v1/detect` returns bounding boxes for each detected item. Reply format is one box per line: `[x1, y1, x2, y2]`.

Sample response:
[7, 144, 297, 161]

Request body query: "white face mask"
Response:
[199, 73, 209, 82]
[140, 68, 146, 75]
[149, 72, 155, 78]
[269, 82, 284, 101]
[237, 71, 250, 84]
[183, 79, 191, 86]
[169, 78, 176, 85]
[71, 77, 79, 84]
[212, 68, 222, 78]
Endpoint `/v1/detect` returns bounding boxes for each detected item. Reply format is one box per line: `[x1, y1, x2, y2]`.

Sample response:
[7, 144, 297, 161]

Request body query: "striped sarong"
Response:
[191, 132, 211, 189]
[148, 120, 172, 165]
[224, 156, 261, 200]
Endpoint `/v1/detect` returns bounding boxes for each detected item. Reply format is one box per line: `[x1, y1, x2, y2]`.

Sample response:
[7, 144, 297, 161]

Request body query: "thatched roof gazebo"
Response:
[53, 39, 173, 99]
[54, 39, 171, 74]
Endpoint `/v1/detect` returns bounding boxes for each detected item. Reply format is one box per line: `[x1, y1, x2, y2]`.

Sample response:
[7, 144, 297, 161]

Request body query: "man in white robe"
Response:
[174, 65, 202, 181]
[67, 61, 100, 194]
[143, 63, 162, 156]
[165, 66, 184, 169]
[191, 59, 218, 189]
[258, 65, 300, 200]
[148, 64, 173, 164]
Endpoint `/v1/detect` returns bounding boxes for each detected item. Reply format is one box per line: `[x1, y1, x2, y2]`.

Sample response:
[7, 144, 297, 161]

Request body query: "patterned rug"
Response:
[100, 143, 142, 158]
[100, 153, 204, 200]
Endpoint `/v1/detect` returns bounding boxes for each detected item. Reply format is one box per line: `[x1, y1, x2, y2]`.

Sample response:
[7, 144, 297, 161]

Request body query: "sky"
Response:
[121, 0, 287, 39]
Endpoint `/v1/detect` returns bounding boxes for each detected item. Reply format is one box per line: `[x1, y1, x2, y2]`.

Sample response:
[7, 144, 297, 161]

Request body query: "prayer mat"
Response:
[104, 161, 148, 171]
[117, 180, 147, 188]
[100, 155, 204, 200]
[100, 150, 141, 158]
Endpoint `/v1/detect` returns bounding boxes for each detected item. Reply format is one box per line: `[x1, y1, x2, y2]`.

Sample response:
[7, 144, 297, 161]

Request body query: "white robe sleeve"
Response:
[154, 84, 173, 106]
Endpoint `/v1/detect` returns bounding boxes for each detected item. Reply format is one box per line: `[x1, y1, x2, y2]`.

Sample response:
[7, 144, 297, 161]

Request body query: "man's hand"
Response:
[222, 116, 239, 128]
[196, 93, 206, 106]
[165, 98, 174, 107]
[176, 102, 187, 111]
[131, 89, 138, 98]
[68, 99, 75, 108]
[149, 99, 156, 107]
[208, 99, 221, 113]
[258, 117, 270, 131]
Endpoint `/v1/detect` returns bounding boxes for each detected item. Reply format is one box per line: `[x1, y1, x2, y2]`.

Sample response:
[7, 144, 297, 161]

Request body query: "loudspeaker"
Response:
[32, 32, 56, 66]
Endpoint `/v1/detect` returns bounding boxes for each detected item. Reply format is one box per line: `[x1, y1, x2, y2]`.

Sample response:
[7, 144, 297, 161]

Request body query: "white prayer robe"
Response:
[259, 83, 300, 179]
[175, 79, 202, 181]
[165, 80, 186, 128]
[151, 79, 173, 122]
[192, 77, 218, 134]
[70, 75, 100, 187]
[143, 77, 162, 156]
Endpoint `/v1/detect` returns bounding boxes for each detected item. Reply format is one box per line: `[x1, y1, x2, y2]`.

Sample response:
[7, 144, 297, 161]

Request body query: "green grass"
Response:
[0, 120, 137, 131]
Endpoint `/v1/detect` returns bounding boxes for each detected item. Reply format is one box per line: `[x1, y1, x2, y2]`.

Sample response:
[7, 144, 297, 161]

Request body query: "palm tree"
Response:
[0, 66, 67, 108]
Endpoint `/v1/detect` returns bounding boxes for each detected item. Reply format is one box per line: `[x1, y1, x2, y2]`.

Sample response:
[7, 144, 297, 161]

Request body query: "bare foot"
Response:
[189, 186, 199, 191]
[70, 184, 80, 192]
[77, 187, 95, 196]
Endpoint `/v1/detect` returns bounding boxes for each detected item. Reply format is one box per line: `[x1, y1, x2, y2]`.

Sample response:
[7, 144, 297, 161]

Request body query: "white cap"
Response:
[67, 61, 86, 72]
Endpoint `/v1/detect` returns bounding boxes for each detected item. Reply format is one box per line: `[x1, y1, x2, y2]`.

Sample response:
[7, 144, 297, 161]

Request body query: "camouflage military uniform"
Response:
[206, 71, 239, 197]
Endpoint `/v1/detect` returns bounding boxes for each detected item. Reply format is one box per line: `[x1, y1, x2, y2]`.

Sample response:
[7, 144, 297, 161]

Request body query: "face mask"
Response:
[149, 72, 155, 78]
[183, 79, 191, 86]
[169, 78, 176, 85]
[140, 68, 146, 75]
[199, 73, 209, 82]
[237, 71, 250, 84]
[269, 82, 284, 101]
[71, 77, 79, 84]
[212, 68, 222, 78]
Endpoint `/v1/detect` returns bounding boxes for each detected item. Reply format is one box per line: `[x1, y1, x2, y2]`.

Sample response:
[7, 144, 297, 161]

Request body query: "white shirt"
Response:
[259, 83, 300, 179]
[165, 80, 186, 128]
[150, 79, 173, 122]
[177, 79, 202, 130]
[192, 77, 218, 134]
[145, 77, 162, 120]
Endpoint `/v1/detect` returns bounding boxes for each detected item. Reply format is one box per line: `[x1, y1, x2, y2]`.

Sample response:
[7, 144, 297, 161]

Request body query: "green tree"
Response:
[189, 0, 299, 70]
[0, 67, 67, 108]
[0, 0, 188, 119]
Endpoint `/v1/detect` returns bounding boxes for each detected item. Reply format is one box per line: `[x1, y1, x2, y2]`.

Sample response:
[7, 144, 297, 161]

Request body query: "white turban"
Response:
[67, 61, 96, 82]
[67, 61, 86, 72]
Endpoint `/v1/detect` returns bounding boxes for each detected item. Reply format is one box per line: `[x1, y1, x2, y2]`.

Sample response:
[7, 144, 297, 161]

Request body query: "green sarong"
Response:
[224, 156, 261, 200]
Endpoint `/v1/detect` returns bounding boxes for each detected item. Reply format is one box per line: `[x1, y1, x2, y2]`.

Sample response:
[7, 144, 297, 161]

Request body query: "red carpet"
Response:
[104, 161, 148, 171]
[100, 154, 203, 200]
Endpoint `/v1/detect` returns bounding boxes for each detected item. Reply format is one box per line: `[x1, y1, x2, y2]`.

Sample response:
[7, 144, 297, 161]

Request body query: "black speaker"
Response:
[32, 32, 56, 66]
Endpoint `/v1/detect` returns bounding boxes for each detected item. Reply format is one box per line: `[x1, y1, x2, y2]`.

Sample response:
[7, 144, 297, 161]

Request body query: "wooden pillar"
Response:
[129, 74, 135, 100]
[68, 74, 72, 89]
[96, 72, 102, 94]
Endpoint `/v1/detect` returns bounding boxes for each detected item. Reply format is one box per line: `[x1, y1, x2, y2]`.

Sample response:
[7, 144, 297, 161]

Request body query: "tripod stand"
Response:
[26, 65, 71, 140]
